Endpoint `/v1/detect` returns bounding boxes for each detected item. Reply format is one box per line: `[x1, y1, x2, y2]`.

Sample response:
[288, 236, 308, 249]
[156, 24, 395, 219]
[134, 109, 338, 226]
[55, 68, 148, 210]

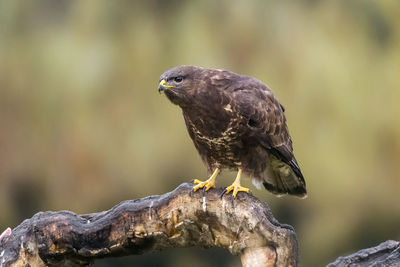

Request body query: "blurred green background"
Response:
[1, 1, 399, 266]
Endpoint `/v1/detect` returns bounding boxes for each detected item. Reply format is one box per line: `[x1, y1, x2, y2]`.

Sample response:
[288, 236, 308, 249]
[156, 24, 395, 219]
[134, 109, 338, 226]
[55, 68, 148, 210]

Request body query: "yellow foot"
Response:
[224, 168, 250, 198]
[192, 168, 220, 192]
[225, 183, 250, 198]
[193, 179, 215, 192]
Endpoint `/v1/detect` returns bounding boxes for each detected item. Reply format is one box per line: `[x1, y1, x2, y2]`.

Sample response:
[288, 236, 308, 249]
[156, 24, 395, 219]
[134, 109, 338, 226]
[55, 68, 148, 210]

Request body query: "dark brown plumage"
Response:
[158, 65, 306, 198]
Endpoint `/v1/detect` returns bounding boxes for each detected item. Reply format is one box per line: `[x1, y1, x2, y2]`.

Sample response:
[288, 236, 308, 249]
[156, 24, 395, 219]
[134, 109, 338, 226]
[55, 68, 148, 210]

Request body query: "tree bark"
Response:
[327, 240, 400, 267]
[0, 183, 298, 267]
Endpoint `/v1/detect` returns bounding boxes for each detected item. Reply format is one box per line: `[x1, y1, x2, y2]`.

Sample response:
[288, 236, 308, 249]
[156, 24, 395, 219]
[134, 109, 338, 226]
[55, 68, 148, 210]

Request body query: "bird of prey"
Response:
[158, 65, 306, 198]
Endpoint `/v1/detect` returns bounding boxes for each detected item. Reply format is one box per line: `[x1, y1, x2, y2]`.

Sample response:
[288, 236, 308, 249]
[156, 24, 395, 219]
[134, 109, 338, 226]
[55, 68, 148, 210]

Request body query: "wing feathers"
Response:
[231, 82, 307, 197]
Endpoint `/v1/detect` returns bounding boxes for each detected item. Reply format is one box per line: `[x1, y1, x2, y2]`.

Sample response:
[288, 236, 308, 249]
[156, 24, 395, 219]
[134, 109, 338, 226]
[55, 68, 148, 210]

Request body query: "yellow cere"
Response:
[160, 79, 175, 89]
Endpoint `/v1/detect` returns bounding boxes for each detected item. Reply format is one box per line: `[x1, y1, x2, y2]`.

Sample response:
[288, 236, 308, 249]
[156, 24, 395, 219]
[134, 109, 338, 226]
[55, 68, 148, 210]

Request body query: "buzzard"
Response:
[158, 66, 306, 198]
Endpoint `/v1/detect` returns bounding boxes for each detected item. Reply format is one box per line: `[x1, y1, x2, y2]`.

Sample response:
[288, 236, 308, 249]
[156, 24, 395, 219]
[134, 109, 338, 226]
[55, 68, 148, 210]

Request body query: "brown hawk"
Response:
[158, 65, 306, 198]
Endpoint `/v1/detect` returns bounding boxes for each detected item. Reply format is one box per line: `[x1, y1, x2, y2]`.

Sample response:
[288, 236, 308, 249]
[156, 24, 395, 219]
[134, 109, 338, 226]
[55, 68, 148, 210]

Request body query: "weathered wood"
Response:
[327, 240, 400, 267]
[0, 183, 298, 267]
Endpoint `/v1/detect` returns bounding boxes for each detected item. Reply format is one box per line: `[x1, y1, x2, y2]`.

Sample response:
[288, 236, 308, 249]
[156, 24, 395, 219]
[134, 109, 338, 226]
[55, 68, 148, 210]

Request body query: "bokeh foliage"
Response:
[0, 1, 399, 266]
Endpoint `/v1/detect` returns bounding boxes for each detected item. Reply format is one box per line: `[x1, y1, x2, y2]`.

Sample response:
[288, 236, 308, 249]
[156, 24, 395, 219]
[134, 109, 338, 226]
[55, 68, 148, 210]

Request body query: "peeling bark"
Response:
[0, 183, 298, 267]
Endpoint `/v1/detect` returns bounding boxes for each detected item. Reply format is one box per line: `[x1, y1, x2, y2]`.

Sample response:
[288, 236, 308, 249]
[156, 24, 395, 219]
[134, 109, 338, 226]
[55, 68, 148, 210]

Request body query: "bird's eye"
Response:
[174, 76, 183, 83]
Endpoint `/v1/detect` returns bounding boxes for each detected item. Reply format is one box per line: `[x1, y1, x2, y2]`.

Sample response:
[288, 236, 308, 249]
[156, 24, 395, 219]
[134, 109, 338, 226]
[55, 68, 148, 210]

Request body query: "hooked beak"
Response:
[158, 79, 175, 93]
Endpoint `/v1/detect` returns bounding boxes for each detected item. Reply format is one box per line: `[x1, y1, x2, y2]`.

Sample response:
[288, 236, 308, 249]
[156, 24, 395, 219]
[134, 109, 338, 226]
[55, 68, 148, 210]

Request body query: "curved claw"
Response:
[224, 168, 250, 198]
[220, 188, 228, 199]
[193, 179, 215, 192]
[192, 168, 220, 193]
[225, 184, 250, 198]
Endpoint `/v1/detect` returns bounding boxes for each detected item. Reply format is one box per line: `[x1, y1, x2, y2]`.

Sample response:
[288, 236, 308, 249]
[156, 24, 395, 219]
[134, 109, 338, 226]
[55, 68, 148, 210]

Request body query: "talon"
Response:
[225, 184, 250, 198]
[224, 168, 250, 198]
[225, 185, 234, 194]
[192, 168, 220, 192]
[193, 180, 215, 192]
[220, 188, 227, 199]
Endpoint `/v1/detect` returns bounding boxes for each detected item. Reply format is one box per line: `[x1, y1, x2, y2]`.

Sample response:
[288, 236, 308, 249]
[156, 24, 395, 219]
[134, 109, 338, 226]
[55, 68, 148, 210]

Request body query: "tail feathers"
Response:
[262, 155, 307, 198]
[263, 180, 307, 198]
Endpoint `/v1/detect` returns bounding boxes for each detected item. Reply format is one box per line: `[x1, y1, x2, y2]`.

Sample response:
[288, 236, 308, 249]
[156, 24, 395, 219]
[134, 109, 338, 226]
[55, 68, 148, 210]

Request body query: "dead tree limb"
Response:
[0, 183, 298, 267]
[327, 240, 400, 267]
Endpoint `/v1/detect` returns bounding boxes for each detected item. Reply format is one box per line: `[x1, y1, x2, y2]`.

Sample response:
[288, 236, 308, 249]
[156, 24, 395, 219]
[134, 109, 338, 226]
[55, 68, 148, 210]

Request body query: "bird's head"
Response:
[158, 65, 202, 107]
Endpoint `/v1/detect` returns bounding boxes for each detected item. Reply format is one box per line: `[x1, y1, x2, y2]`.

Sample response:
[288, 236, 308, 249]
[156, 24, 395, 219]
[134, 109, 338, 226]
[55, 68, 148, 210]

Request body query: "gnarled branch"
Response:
[328, 240, 400, 267]
[0, 183, 298, 267]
